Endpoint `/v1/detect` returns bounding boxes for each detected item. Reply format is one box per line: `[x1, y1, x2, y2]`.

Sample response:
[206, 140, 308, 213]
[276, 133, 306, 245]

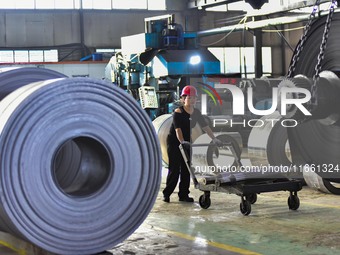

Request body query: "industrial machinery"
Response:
[105, 14, 221, 119]
[107, 2, 340, 197]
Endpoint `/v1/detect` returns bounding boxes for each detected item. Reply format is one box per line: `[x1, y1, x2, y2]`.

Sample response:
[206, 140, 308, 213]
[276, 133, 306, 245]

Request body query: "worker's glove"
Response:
[181, 141, 191, 150]
[212, 138, 224, 147]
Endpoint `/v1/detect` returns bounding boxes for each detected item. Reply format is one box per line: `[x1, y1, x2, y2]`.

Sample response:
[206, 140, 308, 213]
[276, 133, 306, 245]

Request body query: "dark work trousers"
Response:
[163, 137, 191, 199]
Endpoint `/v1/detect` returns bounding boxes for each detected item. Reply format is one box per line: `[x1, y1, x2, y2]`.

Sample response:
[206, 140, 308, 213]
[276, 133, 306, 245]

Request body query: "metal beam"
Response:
[188, 0, 330, 12]
[254, 28, 263, 77]
[247, 0, 331, 17]
[188, 0, 241, 9]
[197, 8, 340, 37]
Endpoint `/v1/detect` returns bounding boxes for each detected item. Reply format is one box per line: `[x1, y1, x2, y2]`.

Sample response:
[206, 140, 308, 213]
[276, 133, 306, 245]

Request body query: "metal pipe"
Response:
[254, 27, 263, 77]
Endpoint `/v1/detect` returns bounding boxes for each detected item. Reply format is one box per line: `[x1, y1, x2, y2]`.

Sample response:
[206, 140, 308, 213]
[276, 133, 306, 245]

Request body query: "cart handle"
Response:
[191, 142, 232, 147]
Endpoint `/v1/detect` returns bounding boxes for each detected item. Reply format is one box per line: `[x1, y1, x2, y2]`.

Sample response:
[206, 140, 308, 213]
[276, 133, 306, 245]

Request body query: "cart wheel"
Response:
[199, 194, 211, 209]
[240, 200, 251, 216]
[288, 194, 300, 210]
[245, 193, 257, 204]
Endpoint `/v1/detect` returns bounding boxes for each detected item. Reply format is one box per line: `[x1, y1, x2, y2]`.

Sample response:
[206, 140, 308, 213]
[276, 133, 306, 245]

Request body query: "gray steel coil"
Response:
[152, 114, 173, 166]
[247, 111, 292, 167]
[0, 67, 67, 99]
[0, 76, 161, 254]
[152, 113, 203, 166]
[0, 67, 84, 198]
[288, 13, 340, 194]
[247, 112, 304, 180]
[152, 114, 242, 170]
[192, 133, 242, 175]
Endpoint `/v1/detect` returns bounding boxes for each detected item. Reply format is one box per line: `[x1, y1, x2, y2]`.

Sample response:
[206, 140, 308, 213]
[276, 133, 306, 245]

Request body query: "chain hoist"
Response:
[287, 0, 321, 78]
[287, 0, 337, 113]
[310, 0, 337, 108]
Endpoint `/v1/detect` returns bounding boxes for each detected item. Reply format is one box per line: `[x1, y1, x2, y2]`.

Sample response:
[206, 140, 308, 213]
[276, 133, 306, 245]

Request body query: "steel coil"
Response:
[152, 114, 173, 166]
[247, 111, 291, 167]
[192, 133, 242, 175]
[0, 67, 87, 204]
[303, 167, 332, 194]
[152, 113, 203, 166]
[288, 13, 340, 194]
[0, 67, 67, 100]
[0, 77, 161, 254]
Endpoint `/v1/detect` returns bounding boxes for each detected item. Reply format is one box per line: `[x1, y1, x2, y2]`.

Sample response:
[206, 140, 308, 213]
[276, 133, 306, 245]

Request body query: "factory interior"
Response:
[0, 0, 340, 254]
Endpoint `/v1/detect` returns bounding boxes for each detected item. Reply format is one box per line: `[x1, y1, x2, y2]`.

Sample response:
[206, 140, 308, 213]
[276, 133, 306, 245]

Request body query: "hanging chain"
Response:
[310, 0, 337, 107]
[287, 0, 321, 78]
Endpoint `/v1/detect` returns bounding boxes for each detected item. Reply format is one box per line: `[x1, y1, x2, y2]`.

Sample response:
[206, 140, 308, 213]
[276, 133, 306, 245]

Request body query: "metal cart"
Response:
[179, 142, 303, 215]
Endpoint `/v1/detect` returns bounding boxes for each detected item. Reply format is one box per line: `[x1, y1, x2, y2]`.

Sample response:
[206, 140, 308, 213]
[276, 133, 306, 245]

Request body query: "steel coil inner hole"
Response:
[329, 182, 340, 188]
[53, 137, 111, 197]
[285, 141, 292, 162]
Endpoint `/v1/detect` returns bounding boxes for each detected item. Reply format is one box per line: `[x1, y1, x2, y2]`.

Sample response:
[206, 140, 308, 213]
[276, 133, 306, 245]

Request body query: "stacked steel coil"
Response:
[247, 13, 340, 194]
[287, 13, 340, 194]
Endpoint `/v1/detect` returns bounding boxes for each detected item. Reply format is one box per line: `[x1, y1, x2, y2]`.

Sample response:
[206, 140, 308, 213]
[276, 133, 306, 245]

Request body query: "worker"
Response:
[163, 85, 223, 203]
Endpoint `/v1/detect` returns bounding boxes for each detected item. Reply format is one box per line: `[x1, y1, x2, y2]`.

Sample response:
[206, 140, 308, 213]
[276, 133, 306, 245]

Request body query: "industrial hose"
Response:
[0, 76, 161, 254]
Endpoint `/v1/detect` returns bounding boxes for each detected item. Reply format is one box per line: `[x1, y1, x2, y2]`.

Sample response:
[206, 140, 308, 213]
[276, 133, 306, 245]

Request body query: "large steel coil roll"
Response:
[0, 77, 161, 254]
[247, 111, 292, 167]
[303, 167, 333, 194]
[152, 114, 173, 166]
[288, 12, 340, 194]
[192, 133, 242, 175]
[0, 67, 67, 99]
[152, 113, 203, 166]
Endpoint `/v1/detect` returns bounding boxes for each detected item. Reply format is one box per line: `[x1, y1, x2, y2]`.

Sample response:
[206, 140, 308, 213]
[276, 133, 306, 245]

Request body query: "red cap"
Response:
[181, 85, 198, 97]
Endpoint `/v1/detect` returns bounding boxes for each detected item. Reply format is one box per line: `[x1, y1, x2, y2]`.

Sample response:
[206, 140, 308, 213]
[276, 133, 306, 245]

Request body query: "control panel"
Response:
[138, 86, 158, 109]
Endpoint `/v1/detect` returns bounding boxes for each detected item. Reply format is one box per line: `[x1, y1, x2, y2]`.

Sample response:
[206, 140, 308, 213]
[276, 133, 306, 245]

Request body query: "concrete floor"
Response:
[109, 170, 340, 255]
[1, 169, 340, 255]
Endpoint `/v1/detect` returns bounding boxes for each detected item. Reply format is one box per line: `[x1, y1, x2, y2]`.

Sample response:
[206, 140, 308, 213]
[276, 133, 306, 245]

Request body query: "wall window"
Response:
[0, 0, 166, 10]
[29, 50, 44, 62]
[209, 47, 272, 77]
[15, 0, 35, 9]
[82, 0, 112, 9]
[35, 0, 55, 9]
[208, 47, 225, 73]
[44, 50, 58, 62]
[224, 48, 240, 74]
[55, 0, 76, 9]
[14, 51, 29, 62]
[112, 0, 147, 9]
[147, 0, 166, 10]
[0, 51, 14, 63]
[0, 50, 58, 63]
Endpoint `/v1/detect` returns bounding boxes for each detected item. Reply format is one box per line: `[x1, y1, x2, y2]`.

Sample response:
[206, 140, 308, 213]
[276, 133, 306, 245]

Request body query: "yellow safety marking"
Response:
[155, 226, 262, 255]
[0, 240, 26, 255]
[301, 201, 340, 209]
[259, 195, 340, 210]
[263, 198, 340, 209]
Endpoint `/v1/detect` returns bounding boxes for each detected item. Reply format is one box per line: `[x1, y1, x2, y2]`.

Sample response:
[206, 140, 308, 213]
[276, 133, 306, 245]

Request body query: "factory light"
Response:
[190, 55, 201, 65]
